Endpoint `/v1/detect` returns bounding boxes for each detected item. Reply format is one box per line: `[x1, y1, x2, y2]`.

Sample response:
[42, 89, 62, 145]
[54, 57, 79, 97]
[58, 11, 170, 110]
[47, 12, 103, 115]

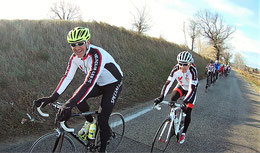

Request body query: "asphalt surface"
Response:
[1, 70, 259, 153]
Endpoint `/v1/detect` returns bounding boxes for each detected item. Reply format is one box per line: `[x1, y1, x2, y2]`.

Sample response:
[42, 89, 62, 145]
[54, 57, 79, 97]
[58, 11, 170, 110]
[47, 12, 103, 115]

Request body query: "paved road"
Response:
[1, 70, 260, 152]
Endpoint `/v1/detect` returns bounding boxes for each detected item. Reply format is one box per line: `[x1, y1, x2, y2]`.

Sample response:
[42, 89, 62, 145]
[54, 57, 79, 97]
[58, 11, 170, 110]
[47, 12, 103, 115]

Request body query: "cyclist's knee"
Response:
[77, 101, 90, 112]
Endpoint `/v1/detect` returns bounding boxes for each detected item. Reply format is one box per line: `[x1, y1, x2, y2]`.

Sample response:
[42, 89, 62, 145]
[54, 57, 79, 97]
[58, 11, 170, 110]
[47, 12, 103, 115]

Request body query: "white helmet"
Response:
[215, 60, 219, 63]
[177, 51, 193, 64]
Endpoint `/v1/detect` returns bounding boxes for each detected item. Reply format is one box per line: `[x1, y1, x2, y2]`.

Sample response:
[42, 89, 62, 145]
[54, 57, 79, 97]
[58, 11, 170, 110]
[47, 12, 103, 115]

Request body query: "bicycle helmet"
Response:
[67, 27, 91, 43]
[177, 51, 193, 64]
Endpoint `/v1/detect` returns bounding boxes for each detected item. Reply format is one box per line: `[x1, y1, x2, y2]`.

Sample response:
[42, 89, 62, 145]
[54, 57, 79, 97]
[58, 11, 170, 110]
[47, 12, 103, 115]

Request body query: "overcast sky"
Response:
[0, 0, 259, 68]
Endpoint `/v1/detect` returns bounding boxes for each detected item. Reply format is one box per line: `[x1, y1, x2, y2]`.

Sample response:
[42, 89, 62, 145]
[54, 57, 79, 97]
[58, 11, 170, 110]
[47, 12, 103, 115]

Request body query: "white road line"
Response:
[110, 105, 153, 128]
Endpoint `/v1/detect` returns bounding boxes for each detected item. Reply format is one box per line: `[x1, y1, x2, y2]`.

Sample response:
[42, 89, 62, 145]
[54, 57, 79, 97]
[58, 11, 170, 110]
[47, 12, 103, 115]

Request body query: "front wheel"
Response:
[151, 118, 172, 153]
[29, 131, 76, 153]
[95, 112, 125, 153]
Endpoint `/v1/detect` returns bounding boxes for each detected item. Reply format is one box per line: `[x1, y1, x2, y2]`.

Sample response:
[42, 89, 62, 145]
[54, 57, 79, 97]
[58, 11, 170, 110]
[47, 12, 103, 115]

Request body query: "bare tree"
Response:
[131, 5, 152, 34]
[222, 50, 233, 64]
[49, 1, 82, 20]
[234, 52, 245, 70]
[195, 10, 235, 60]
[188, 19, 200, 51]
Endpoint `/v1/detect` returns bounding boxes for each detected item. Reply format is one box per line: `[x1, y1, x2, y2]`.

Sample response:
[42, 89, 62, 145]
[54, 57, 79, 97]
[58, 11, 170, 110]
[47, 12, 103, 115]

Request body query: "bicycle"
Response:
[29, 102, 125, 153]
[151, 101, 186, 153]
[205, 71, 214, 93]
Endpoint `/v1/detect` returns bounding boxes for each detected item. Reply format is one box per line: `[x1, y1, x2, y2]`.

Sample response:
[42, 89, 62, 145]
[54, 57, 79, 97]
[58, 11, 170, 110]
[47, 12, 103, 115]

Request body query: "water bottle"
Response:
[88, 121, 96, 140]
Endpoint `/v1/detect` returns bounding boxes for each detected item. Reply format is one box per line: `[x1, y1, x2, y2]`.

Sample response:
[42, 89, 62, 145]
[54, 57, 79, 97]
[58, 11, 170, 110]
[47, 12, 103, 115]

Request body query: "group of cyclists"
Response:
[205, 60, 231, 90]
[32, 26, 203, 152]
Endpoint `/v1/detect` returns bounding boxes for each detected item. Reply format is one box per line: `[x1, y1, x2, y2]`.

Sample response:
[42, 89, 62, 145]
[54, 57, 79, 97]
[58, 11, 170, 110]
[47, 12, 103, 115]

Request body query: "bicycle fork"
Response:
[52, 131, 64, 153]
[158, 115, 174, 143]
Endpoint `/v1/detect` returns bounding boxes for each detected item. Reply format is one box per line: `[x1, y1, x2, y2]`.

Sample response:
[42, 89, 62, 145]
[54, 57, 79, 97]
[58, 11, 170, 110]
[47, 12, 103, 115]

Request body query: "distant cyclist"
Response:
[154, 51, 199, 144]
[34, 27, 123, 153]
[205, 60, 215, 89]
[220, 64, 225, 76]
[214, 60, 220, 82]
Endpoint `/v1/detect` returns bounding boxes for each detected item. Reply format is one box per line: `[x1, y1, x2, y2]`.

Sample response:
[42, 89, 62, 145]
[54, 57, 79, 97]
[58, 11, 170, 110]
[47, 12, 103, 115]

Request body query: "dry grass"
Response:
[234, 68, 260, 93]
[0, 19, 208, 141]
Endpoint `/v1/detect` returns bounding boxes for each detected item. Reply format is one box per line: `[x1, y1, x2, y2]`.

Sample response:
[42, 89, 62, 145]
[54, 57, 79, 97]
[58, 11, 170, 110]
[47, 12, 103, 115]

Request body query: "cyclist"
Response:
[154, 51, 199, 144]
[34, 27, 123, 153]
[220, 64, 225, 76]
[205, 60, 215, 89]
[213, 60, 220, 83]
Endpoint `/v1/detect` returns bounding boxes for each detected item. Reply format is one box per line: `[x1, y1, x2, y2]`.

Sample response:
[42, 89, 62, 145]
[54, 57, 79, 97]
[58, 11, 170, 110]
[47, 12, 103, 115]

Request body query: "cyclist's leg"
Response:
[210, 72, 213, 84]
[171, 84, 184, 101]
[183, 107, 192, 133]
[206, 72, 210, 88]
[77, 84, 102, 122]
[98, 80, 123, 152]
[181, 84, 197, 142]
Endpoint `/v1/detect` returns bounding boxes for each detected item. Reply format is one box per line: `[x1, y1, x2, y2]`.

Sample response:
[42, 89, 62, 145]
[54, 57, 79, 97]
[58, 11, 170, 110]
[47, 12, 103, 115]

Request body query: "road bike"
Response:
[205, 71, 214, 93]
[28, 102, 125, 153]
[151, 101, 186, 153]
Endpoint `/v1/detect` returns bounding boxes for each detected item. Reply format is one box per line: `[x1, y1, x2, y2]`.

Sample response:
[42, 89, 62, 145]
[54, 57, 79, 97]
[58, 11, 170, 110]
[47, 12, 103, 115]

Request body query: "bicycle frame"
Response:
[31, 103, 125, 153]
[37, 103, 101, 151]
[155, 101, 185, 143]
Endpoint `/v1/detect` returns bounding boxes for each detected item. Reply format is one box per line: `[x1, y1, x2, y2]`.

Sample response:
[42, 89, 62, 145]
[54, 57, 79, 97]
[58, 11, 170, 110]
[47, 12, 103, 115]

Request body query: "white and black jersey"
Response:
[160, 64, 198, 104]
[55, 44, 123, 105]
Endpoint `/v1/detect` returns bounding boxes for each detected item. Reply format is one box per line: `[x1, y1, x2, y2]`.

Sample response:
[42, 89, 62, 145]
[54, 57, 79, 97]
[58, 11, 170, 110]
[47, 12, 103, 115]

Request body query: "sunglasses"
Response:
[179, 63, 188, 66]
[70, 41, 86, 47]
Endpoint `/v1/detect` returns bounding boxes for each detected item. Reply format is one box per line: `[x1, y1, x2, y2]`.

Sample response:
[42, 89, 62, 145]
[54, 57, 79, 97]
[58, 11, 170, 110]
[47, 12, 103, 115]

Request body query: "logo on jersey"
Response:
[111, 81, 122, 104]
[178, 77, 183, 85]
[88, 54, 99, 83]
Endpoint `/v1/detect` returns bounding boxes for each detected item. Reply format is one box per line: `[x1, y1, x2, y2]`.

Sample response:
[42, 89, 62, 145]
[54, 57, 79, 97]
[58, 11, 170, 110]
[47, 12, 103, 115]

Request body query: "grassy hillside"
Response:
[0, 20, 208, 140]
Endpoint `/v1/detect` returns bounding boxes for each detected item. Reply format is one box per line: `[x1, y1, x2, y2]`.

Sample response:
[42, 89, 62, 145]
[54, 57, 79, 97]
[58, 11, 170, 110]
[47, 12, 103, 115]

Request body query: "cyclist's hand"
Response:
[34, 97, 54, 108]
[154, 96, 164, 105]
[34, 92, 59, 108]
[57, 104, 71, 121]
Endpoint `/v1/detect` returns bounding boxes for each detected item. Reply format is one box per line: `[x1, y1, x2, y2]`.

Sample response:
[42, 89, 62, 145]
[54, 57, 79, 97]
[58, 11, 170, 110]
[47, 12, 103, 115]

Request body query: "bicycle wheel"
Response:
[95, 112, 125, 153]
[151, 118, 172, 153]
[29, 131, 76, 153]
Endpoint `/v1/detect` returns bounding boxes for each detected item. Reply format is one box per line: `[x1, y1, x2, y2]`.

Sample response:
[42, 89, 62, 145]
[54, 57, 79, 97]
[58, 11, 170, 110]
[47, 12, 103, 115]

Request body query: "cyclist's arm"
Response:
[160, 67, 178, 98]
[66, 49, 103, 108]
[183, 66, 198, 108]
[55, 54, 78, 96]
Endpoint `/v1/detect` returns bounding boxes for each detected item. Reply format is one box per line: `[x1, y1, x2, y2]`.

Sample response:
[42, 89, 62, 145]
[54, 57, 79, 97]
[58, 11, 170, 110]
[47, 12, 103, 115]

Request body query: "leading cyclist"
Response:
[34, 27, 123, 153]
[205, 60, 215, 89]
[154, 51, 199, 144]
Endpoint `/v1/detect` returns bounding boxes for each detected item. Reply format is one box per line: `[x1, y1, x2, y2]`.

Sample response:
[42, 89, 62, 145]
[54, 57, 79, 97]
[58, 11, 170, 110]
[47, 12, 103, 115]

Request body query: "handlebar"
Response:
[153, 101, 181, 110]
[36, 102, 74, 132]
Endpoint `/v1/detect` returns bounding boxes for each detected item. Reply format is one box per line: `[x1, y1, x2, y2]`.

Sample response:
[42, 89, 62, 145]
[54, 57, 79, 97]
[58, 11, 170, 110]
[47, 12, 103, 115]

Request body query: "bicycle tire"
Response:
[95, 112, 125, 153]
[29, 131, 76, 153]
[151, 118, 172, 153]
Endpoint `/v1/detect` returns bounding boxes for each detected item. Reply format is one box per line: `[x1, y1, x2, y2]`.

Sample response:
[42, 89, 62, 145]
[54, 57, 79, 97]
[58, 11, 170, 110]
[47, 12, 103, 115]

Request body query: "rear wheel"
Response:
[95, 112, 125, 153]
[29, 131, 76, 153]
[151, 118, 172, 153]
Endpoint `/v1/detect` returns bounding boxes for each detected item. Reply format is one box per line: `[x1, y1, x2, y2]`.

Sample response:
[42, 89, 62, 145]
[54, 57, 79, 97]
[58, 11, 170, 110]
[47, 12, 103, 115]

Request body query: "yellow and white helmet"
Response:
[67, 27, 91, 43]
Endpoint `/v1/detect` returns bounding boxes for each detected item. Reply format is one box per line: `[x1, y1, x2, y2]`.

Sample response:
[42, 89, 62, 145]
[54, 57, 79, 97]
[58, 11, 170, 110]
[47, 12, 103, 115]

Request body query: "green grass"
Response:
[0, 19, 208, 141]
